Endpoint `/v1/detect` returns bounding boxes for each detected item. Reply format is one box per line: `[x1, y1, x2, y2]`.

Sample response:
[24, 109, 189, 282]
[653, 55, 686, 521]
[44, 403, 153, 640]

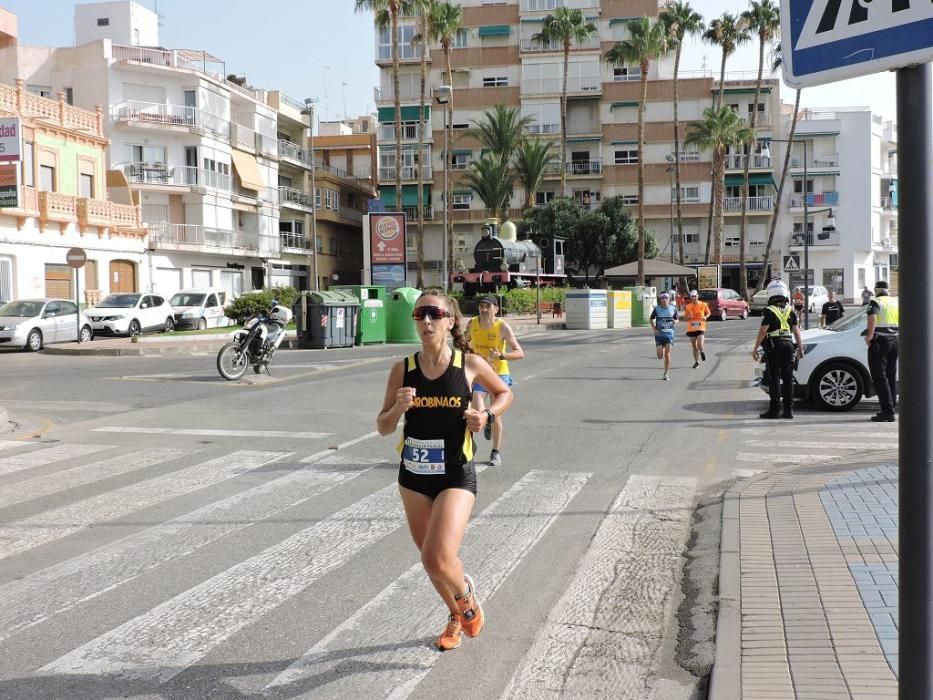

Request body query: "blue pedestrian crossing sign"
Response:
[781, 0, 933, 87]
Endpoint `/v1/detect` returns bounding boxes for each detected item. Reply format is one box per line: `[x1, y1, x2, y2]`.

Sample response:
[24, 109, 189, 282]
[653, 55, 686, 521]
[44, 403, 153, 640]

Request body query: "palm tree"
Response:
[428, 0, 463, 285]
[605, 17, 669, 284]
[462, 156, 514, 221]
[686, 106, 754, 265]
[736, 0, 780, 299]
[755, 42, 801, 295]
[471, 104, 533, 162]
[355, 0, 405, 213]
[411, 0, 434, 287]
[514, 138, 558, 210]
[659, 1, 705, 273]
[532, 7, 597, 194]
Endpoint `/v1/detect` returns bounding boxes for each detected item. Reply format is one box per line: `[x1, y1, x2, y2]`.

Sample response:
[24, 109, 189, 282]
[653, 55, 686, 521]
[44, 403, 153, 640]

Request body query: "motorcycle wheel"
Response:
[217, 342, 250, 381]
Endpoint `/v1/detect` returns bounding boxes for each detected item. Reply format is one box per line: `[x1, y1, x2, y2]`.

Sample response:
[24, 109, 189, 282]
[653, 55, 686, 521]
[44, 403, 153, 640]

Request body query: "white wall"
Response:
[75, 1, 158, 47]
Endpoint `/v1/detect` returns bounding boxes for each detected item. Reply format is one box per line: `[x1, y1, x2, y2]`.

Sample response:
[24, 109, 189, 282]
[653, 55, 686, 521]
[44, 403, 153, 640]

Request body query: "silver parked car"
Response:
[0, 298, 94, 351]
[749, 289, 770, 315]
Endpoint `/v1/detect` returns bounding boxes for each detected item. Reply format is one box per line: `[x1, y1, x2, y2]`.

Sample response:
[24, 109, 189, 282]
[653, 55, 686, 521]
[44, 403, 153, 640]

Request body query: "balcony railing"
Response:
[789, 192, 839, 207]
[378, 165, 432, 180]
[723, 195, 775, 212]
[38, 191, 77, 222]
[402, 205, 435, 221]
[881, 197, 897, 210]
[726, 154, 772, 169]
[521, 75, 601, 95]
[338, 206, 364, 224]
[230, 122, 255, 151]
[378, 124, 427, 141]
[524, 122, 561, 135]
[0, 81, 103, 136]
[119, 163, 233, 191]
[520, 0, 601, 11]
[790, 155, 839, 168]
[280, 232, 310, 251]
[149, 222, 276, 254]
[278, 139, 314, 168]
[520, 36, 600, 53]
[279, 186, 315, 210]
[76, 198, 141, 229]
[111, 100, 228, 137]
[791, 230, 840, 247]
[544, 160, 602, 176]
[567, 120, 600, 136]
[373, 86, 421, 102]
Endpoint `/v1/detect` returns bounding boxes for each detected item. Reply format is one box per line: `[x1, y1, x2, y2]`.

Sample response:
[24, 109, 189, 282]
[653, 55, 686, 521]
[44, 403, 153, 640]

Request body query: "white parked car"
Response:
[749, 289, 770, 315]
[791, 285, 830, 313]
[87, 293, 175, 336]
[756, 306, 890, 411]
[0, 298, 93, 351]
[169, 288, 231, 330]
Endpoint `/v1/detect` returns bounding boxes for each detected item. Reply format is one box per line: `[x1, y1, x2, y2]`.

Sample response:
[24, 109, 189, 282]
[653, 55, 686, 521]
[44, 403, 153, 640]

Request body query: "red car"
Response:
[697, 288, 749, 321]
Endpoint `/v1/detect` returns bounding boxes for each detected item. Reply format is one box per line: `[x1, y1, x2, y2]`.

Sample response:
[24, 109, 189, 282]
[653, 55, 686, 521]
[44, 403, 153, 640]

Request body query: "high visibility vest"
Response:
[874, 295, 899, 327]
[766, 305, 793, 338]
[469, 317, 509, 375]
[684, 301, 709, 333]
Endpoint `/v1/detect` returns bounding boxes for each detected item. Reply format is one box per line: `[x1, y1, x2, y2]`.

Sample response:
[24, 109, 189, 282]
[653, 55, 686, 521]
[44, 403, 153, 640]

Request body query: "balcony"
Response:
[545, 160, 602, 176]
[402, 205, 435, 221]
[119, 163, 233, 192]
[0, 81, 103, 136]
[789, 192, 839, 208]
[524, 122, 561, 136]
[790, 230, 840, 247]
[725, 154, 772, 170]
[279, 186, 315, 212]
[881, 196, 897, 210]
[520, 0, 601, 11]
[111, 100, 229, 138]
[723, 195, 775, 212]
[373, 86, 421, 103]
[280, 231, 310, 252]
[378, 165, 432, 181]
[519, 35, 600, 53]
[790, 155, 839, 168]
[76, 198, 141, 230]
[38, 191, 77, 223]
[567, 120, 600, 136]
[338, 206, 364, 225]
[279, 139, 314, 168]
[149, 222, 277, 256]
[2, 186, 39, 217]
[378, 123, 427, 142]
[521, 75, 601, 96]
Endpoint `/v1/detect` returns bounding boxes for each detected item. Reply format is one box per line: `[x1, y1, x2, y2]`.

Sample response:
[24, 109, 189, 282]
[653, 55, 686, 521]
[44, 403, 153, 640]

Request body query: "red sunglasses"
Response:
[412, 305, 451, 321]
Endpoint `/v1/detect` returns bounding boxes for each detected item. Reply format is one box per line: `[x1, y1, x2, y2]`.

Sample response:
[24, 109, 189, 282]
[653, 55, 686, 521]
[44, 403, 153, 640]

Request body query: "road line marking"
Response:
[736, 452, 842, 464]
[301, 430, 381, 463]
[0, 444, 112, 477]
[41, 464, 485, 684]
[93, 427, 330, 439]
[0, 450, 288, 561]
[502, 475, 697, 699]
[0, 448, 189, 510]
[732, 469, 763, 478]
[265, 470, 590, 697]
[0, 456, 378, 644]
[524, 374, 537, 381]
[743, 440, 898, 450]
[0, 440, 27, 453]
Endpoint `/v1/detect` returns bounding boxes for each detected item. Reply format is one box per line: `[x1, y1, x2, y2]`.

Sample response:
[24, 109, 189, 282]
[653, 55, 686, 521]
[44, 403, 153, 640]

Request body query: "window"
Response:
[80, 173, 94, 198]
[452, 122, 470, 130]
[677, 149, 700, 162]
[27, 85, 52, 98]
[482, 76, 508, 87]
[672, 185, 700, 202]
[22, 142, 34, 187]
[328, 236, 337, 254]
[614, 149, 638, 165]
[314, 187, 322, 209]
[132, 144, 167, 165]
[535, 191, 556, 205]
[724, 236, 740, 247]
[64, 87, 74, 105]
[684, 231, 700, 244]
[97, 17, 110, 26]
[793, 179, 814, 194]
[620, 194, 639, 205]
[378, 24, 421, 60]
[450, 152, 471, 170]
[452, 194, 472, 210]
[613, 66, 640, 82]
[454, 28, 469, 48]
[39, 165, 55, 192]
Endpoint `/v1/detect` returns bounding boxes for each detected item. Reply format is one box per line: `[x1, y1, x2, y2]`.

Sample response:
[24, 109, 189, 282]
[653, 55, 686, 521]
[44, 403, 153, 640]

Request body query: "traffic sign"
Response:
[781, 0, 933, 88]
[66, 247, 87, 269]
[783, 254, 801, 272]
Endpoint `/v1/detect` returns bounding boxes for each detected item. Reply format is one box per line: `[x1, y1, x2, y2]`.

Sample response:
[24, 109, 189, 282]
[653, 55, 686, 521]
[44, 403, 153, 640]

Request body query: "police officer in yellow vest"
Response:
[865, 279, 899, 422]
[752, 280, 804, 419]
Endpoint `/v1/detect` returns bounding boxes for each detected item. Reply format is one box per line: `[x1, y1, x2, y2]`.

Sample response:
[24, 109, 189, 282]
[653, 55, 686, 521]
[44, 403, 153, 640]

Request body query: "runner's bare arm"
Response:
[377, 361, 411, 435]
[499, 323, 524, 361]
[464, 354, 513, 432]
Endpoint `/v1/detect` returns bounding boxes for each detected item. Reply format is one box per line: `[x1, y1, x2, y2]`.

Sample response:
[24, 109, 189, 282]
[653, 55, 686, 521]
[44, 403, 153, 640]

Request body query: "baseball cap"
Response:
[689, 289, 698, 297]
[478, 295, 498, 306]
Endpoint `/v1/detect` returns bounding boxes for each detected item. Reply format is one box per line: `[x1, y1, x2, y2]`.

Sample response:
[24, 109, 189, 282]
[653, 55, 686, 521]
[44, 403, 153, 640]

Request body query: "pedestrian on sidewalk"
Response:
[650, 291, 679, 381]
[861, 286, 874, 306]
[865, 279, 899, 422]
[377, 289, 513, 651]
[752, 280, 804, 419]
[466, 295, 524, 467]
[820, 289, 845, 328]
[683, 289, 711, 368]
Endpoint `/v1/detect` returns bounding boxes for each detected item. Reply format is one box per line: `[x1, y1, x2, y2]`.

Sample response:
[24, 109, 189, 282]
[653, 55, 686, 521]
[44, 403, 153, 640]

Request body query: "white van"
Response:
[169, 289, 231, 330]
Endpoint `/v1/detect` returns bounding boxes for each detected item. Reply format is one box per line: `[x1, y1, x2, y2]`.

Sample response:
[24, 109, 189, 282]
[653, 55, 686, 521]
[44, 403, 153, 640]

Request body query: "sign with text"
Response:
[0, 163, 18, 208]
[0, 118, 22, 163]
[697, 265, 721, 290]
[369, 213, 407, 265]
[372, 264, 407, 291]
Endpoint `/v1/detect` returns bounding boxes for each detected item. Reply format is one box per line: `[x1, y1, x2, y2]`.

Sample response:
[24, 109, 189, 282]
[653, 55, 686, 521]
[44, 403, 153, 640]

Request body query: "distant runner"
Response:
[650, 292, 679, 381]
[683, 289, 711, 368]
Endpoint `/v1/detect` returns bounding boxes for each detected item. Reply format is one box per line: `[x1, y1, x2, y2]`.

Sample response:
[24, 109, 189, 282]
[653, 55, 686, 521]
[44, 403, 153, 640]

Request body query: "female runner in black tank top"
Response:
[377, 290, 512, 652]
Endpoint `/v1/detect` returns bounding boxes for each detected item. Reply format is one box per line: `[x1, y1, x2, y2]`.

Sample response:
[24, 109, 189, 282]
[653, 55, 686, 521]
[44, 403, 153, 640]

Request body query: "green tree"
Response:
[604, 17, 669, 284]
[514, 138, 557, 210]
[598, 196, 657, 264]
[565, 211, 612, 285]
[531, 7, 597, 194]
[736, 0, 780, 298]
[471, 104, 532, 163]
[686, 106, 754, 265]
[659, 1, 705, 271]
[461, 156, 513, 221]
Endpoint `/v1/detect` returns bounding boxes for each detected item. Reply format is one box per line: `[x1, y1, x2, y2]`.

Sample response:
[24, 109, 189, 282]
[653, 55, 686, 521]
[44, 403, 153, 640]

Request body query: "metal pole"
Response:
[803, 139, 809, 329]
[442, 108, 449, 293]
[669, 168, 675, 263]
[898, 61, 932, 700]
[75, 272, 81, 343]
[310, 106, 320, 292]
[536, 253, 541, 325]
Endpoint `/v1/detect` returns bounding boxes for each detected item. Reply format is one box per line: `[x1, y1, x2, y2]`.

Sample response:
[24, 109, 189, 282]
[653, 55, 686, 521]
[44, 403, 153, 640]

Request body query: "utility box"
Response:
[623, 286, 657, 327]
[385, 287, 422, 344]
[608, 290, 633, 329]
[294, 290, 360, 349]
[333, 285, 386, 345]
[564, 289, 608, 330]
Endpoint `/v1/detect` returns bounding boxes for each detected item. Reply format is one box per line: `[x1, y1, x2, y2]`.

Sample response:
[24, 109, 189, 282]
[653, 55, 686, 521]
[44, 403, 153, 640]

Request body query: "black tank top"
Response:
[399, 349, 474, 470]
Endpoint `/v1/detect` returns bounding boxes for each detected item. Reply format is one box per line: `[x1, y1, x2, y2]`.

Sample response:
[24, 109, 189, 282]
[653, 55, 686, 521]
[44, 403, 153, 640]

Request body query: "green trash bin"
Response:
[294, 290, 360, 349]
[385, 286, 422, 344]
[332, 286, 386, 345]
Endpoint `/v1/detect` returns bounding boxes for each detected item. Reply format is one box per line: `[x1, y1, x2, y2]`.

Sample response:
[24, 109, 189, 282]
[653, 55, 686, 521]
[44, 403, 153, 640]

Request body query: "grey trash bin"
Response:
[294, 291, 360, 349]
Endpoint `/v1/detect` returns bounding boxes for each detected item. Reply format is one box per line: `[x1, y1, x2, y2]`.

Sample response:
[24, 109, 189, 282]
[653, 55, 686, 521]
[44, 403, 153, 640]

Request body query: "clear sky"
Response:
[3, 0, 900, 122]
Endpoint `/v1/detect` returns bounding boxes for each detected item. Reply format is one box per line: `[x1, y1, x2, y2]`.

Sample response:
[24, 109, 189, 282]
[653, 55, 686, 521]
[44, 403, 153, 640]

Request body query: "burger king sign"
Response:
[369, 213, 406, 264]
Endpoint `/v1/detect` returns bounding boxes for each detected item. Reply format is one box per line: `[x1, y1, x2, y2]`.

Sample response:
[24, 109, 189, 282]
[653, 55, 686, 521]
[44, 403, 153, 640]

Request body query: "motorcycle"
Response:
[216, 301, 293, 381]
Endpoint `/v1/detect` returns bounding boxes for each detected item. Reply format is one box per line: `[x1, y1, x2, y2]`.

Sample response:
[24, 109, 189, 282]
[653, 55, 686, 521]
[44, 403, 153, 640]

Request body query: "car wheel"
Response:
[811, 362, 863, 411]
[25, 328, 42, 352]
[810, 303, 817, 313]
[197, 318, 207, 331]
[163, 316, 175, 333]
[79, 325, 93, 343]
[719, 308, 728, 321]
[128, 319, 141, 337]
[740, 307, 748, 320]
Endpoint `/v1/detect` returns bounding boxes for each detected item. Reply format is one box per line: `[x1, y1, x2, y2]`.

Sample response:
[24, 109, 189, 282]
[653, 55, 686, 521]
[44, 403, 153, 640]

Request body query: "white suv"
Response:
[87, 293, 175, 336]
[756, 306, 891, 411]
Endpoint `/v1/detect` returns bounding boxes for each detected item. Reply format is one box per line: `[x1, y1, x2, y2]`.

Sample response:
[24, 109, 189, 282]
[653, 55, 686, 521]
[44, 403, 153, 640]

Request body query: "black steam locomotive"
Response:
[452, 221, 567, 295]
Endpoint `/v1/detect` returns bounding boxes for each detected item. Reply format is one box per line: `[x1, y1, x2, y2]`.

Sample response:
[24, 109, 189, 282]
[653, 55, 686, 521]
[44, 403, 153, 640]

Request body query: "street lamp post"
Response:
[435, 85, 452, 292]
[665, 154, 675, 265]
[304, 97, 320, 291]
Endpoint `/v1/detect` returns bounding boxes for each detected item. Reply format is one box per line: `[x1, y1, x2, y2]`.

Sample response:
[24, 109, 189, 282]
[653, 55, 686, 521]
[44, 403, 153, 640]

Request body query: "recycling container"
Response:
[385, 287, 422, 344]
[564, 289, 608, 330]
[294, 290, 360, 349]
[608, 290, 632, 329]
[623, 286, 657, 327]
[333, 285, 386, 344]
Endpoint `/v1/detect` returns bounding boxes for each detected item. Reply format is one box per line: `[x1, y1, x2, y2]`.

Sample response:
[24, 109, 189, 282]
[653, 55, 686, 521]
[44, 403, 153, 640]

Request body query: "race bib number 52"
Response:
[403, 438, 446, 475]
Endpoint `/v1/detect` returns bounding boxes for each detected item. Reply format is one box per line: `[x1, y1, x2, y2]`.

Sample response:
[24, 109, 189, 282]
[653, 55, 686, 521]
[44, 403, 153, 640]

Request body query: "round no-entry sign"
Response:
[66, 247, 87, 269]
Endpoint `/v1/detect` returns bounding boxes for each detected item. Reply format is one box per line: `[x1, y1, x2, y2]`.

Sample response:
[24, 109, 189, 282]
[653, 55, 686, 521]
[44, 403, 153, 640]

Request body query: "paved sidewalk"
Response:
[712, 454, 899, 699]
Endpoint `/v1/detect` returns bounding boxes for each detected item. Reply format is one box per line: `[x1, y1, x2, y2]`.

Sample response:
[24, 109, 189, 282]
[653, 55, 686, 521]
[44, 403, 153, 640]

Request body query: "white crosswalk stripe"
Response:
[743, 440, 898, 450]
[93, 427, 330, 439]
[502, 475, 696, 699]
[0, 450, 288, 561]
[0, 448, 189, 510]
[736, 452, 843, 464]
[0, 444, 112, 477]
[265, 469, 591, 698]
[0, 456, 379, 644]
[0, 440, 28, 453]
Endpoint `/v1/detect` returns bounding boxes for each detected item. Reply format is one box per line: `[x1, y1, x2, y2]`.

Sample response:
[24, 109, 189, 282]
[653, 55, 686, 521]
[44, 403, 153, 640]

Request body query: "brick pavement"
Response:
[712, 456, 899, 700]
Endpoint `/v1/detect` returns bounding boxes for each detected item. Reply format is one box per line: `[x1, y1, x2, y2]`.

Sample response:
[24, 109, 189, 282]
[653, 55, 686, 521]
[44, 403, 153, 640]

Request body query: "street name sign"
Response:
[781, 0, 933, 87]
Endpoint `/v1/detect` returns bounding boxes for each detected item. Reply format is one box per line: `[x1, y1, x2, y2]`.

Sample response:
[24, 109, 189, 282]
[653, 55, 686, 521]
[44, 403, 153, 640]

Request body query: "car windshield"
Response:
[98, 294, 140, 308]
[794, 286, 820, 295]
[0, 300, 44, 317]
[827, 307, 868, 332]
[170, 293, 205, 307]
[753, 290, 769, 300]
[698, 290, 718, 301]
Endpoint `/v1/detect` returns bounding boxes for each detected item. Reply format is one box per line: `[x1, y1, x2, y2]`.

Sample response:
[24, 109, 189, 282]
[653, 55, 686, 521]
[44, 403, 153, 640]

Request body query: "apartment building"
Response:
[372, 0, 783, 290]
[771, 107, 898, 302]
[0, 78, 144, 302]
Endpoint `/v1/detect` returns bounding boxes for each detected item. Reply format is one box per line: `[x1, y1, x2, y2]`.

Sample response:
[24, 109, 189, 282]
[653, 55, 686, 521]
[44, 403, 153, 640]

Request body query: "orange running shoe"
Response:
[456, 574, 484, 637]
[437, 613, 462, 650]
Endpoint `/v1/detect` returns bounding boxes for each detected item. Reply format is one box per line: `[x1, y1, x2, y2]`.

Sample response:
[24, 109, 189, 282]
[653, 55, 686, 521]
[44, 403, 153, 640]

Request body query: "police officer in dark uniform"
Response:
[865, 280, 899, 422]
[752, 280, 805, 419]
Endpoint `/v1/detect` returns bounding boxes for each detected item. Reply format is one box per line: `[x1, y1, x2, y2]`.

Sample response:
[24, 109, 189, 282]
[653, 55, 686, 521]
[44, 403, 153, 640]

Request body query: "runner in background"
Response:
[650, 292, 679, 381]
[683, 289, 711, 368]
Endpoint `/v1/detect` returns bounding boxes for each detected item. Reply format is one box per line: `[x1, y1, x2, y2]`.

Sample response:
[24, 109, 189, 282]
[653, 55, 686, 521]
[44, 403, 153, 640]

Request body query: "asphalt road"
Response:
[0, 318, 886, 699]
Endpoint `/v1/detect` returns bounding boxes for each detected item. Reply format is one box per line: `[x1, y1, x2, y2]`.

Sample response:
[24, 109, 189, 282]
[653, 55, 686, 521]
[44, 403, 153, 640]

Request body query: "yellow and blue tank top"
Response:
[469, 317, 509, 375]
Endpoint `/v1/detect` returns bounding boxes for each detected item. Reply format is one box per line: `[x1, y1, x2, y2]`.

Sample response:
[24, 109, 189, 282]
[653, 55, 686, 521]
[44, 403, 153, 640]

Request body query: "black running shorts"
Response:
[398, 461, 477, 498]
[686, 330, 705, 337]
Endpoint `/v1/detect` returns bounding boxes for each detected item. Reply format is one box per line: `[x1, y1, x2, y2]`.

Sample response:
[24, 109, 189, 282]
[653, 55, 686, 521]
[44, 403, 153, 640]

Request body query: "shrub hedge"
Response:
[224, 286, 300, 323]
